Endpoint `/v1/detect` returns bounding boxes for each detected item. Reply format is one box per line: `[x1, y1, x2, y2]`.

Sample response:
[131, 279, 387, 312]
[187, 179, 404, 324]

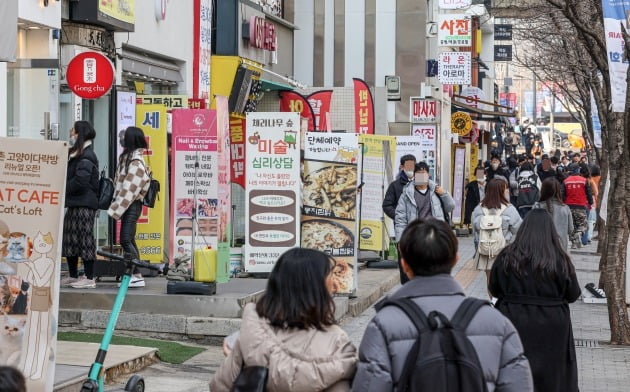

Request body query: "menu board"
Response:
[244, 112, 301, 272]
[170, 109, 218, 262]
[302, 133, 359, 294]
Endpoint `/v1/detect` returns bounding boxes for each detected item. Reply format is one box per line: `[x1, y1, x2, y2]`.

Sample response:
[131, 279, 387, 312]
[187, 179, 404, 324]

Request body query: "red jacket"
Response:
[564, 175, 593, 208]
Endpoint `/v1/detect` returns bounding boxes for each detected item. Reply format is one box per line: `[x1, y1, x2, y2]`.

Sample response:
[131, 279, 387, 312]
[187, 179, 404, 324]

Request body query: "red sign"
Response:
[307, 90, 333, 131]
[66, 52, 114, 99]
[188, 98, 207, 109]
[279, 91, 317, 131]
[249, 16, 277, 50]
[230, 117, 246, 188]
[353, 78, 375, 134]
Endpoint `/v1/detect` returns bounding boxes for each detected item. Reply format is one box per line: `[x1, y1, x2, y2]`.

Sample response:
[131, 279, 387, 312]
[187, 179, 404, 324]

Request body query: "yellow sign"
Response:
[469, 144, 480, 181]
[451, 111, 472, 136]
[137, 95, 188, 109]
[99, 0, 135, 25]
[135, 104, 167, 262]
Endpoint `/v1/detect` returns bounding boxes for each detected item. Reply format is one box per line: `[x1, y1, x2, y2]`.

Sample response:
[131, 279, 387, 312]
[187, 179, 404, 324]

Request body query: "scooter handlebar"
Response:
[96, 250, 162, 271]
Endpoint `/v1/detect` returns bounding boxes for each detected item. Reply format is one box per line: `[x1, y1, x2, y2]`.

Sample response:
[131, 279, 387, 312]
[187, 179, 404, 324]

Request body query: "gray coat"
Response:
[352, 275, 533, 392]
[534, 201, 573, 251]
[394, 181, 455, 241]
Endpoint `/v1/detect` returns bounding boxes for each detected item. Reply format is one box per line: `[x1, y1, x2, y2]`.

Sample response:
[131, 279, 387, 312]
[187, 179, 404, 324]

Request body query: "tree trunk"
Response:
[597, 147, 609, 286]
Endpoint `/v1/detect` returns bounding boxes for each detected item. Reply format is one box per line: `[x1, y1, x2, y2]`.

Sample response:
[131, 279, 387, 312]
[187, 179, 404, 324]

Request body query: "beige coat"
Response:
[209, 303, 357, 392]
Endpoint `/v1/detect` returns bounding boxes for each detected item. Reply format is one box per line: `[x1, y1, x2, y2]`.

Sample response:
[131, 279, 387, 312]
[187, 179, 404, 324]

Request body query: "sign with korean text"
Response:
[279, 91, 317, 131]
[170, 109, 218, 262]
[99, 0, 135, 25]
[248, 16, 277, 51]
[188, 98, 207, 109]
[410, 97, 440, 123]
[116, 91, 136, 158]
[438, 15, 472, 47]
[307, 90, 333, 131]
[302, 133, 359, 294]
[494, 24, 513, 40]
[137, 95, 188, 109]
[452, 144, 466, 224]
[602, 0, 629, 112]
[405, 130, 438, 180]
[0, 138, 67, 392]
[135, 105, 167, 262]
[451, 112, 472, 136]
[216, 96, 231, 271]
[591, 90, 603, 148]
[458, 86, 486, 110]
[230, 117, 246, 188]
[438, 52, 471, 85]
[244, 113, 300, 272]
[439, 0, 472, 9]
[353, 78, 375, 134]
[193, 0, 212, 100]
[494, 45, 513, 61]
[66, 52, 115, 99]
[358, 135, 396, 250]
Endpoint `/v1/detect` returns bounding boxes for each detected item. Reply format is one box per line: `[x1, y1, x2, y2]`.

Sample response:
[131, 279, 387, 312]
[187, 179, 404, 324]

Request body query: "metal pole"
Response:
[550, 86, 555, 149]
[532, 71, 537, 124]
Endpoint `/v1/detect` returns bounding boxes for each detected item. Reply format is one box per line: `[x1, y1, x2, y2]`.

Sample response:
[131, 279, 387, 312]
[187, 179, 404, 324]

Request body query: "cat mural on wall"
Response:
[17, 231, 55, 380]
[0, 314, 26, 367]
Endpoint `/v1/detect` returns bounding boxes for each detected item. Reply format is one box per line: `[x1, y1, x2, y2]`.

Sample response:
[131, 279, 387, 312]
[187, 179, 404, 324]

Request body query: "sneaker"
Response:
[118, 276, 145, 288]
[70, 278, 96, 289]
[60, 276, 79, 287]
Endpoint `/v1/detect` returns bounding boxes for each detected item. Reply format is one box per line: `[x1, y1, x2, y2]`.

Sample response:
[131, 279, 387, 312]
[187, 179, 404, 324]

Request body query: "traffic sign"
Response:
[66, 51, 115, 99]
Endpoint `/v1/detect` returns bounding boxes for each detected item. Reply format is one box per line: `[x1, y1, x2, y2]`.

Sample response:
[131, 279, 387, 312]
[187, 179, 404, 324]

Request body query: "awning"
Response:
[121, 50, 183, 82]
[452, 96, 517, 118]
[260, 78, 294, 91]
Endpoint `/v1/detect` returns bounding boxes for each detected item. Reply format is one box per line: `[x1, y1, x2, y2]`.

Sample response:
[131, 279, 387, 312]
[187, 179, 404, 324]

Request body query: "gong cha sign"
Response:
[66, 52, 115, 99]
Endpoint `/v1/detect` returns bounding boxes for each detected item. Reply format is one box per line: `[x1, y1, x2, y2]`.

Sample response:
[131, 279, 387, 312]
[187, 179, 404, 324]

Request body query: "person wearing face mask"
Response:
[464, 167, 486, 228]
[62, 121, 100, 289]
[395, 162, 455, 283]
[486, 154, 510, 183]
[536, 155, 556, 182]
[382, 155, 417, 220]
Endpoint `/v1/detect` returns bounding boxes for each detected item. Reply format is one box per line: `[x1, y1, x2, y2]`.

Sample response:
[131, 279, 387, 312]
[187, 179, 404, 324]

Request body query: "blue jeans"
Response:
[586, 207, 597, 243]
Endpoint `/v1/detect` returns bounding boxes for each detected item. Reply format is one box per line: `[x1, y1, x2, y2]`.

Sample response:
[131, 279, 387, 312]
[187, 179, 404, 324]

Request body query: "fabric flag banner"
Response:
[591, 90, 603, 148]
[279, 91, 317, 131]
[229, 117, 246, 189]
[353, 78, 375, 134]
[602, 0, 629, 112]
[307, 90, 333, 131]
[0, 138, 67, 392]
[135, 104, 168, 262]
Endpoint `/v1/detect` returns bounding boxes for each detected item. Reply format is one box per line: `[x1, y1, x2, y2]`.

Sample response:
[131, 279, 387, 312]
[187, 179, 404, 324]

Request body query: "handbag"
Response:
[143, 172, 160, 208]
[231, 366, 268, 392]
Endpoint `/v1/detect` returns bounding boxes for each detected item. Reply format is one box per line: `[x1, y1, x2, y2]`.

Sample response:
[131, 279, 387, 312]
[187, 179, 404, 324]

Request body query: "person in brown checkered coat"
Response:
[107, 126, 151, 287]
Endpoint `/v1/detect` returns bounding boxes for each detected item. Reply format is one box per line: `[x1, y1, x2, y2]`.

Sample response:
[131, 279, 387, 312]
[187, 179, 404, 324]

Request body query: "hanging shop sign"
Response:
[438, 14, 472, 47]
[494, 24, 513, 40]
[135, 104, 167, 262]
[66, 52, 115, 99]
[451, 112, 473, 136]
[410, 97, 440, 123]
[602, 0, 628, 112]
[279, 91, 317, 131]
[71, 0, 135, 32]
[244, 112, 301, 273]
[193, 0, 212, 100]
[230, 117, 246, 188]
[0, 138, 67, 392]
[358, 135, 396, 251]
[458, 86, 486, 110]
[302, 133, 359, 295]
[438, 52, 471, 85]
[170, 109, 218, 262]
[439, 0, 472, 9]
[494, 45, 513, 61]
[353, 78, 375, 134]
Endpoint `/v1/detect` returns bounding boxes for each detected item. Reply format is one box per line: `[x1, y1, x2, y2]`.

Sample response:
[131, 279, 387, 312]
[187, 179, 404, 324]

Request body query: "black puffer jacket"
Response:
[65, 144, 99, 209]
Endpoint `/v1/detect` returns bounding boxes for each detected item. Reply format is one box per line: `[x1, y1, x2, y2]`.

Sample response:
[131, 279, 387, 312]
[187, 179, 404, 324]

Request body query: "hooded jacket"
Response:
[210, 303, 357, 392]
[382, 171, 412, 220]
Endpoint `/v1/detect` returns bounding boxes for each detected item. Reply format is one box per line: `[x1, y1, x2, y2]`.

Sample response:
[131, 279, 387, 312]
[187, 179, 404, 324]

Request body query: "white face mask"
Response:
[491, 163, 499, 170]
[505, 190, 511, 199]
[68, 136, 76, 147]
[414, 172, 429, 186]
[404, 170, 415, 178]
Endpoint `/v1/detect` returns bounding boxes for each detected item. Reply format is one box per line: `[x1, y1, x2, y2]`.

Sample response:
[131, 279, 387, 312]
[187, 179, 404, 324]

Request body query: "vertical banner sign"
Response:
[0, 138, 67, 391]
[302, 133, 359, 294]
[170, 109, 218, 262]
[230, 117, 246, 189]
[135, 105, 167, 262]
[438, 52, 471, 85]
[469, 143, 479, 181]
[590, 91, 603, 148]
[410, 97, 440, 123]
[358, 135, 396, 250]
[307, 90, 333, 131]
[410, 126, 438, 179]
[116, 91, 136, 158]
[216, 97, 231, 272]
[452, 144, 466, 225]
[279, 91, 317, 131]
[353, 78, 375, 134]
[602, 0, 629, 113]
[193, 0, 212, 101]
[244, 113, 301, 272]
[438, 15, 472, 47]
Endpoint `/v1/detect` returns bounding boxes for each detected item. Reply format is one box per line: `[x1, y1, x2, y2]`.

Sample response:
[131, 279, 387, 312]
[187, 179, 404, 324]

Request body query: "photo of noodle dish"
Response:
[302, 163, 357, 219]
[301, 219, 354, 252]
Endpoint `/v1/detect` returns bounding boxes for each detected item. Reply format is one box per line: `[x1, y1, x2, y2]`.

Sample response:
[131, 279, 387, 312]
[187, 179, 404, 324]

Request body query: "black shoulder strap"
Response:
[450, 297, 490, 330]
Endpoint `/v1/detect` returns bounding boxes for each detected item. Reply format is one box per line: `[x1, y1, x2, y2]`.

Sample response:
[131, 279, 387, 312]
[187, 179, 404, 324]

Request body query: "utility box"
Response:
[385, 75, 401, 101]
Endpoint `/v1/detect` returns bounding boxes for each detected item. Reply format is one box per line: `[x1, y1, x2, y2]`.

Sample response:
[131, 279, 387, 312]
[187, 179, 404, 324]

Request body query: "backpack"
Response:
[516, 172, 539, 208]
[435, 191, 451, 225]
[97, 168, 115, 210]
[378, 297, 489, 392]
[478, 205, 507, 258]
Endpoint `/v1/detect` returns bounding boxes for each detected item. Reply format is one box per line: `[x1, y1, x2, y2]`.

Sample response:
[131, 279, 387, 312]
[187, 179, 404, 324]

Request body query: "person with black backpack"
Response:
[515, 162, 541, 218]
[353, 219, 533, 392]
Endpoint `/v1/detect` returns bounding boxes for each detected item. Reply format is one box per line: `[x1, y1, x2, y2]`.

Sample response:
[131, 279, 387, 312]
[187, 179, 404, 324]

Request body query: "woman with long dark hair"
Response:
[107, 126, 150, 288]
[489, 209, 581, 392]
[62, 121, 99, 289]
[534, 177, 573, 250]
[210, 248, 357, 391]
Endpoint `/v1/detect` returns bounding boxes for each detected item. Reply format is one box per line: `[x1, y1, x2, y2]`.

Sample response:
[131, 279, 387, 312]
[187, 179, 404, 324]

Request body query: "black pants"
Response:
[120, 201, 142, 270]
[67, 256, 94, 280]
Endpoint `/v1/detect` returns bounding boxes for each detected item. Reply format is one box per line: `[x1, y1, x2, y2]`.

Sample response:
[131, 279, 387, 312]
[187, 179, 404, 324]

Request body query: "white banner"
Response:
[438, 14, 472, 47]
[438, 52, 471, 85]
[116, 91, 136, 158]
[590, 91, 603, 149]
[458, 86, 486, 110]
[244, 113, 301, 272]
[602, 0, 629, 112]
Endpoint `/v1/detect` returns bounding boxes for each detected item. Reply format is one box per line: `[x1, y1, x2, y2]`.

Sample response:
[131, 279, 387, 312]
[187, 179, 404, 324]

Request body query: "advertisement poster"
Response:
[244, 112, 301, 272]
[411, 125, 438, 179]
[216, 97, 231, 271]
[396, 135, 437, 181]
[452, 144, 467, 225]
[116, 91, 136, 158]
[99, 0, 135, 25]
[602, 0, 629, 112]
[0, 138, 67, 391]
[353, 78, 375, 134]
[359, 135, 395, 250]
[170, 109, 218, 263]
[135, 104, 167, 262]
[302, 133, 359, 294]
[438, 14, 472, 47]
[438, 52, 471, 85]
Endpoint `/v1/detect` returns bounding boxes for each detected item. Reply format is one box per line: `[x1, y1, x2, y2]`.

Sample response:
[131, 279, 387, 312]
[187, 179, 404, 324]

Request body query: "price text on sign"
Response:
[451, 112, 472, 136]
[410, 97, 439, 123]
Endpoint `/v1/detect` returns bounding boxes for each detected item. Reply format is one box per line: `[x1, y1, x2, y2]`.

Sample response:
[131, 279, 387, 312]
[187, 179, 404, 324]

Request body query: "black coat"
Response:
[382, 172, 411, 220]
[65, 145, 99, 209]
[489, 258, 581, 392]
[487, 166, 510, 182]
[464, 180, 482, 225]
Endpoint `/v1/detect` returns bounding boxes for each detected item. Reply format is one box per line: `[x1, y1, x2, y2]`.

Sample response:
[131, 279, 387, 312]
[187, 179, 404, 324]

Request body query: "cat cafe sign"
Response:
[0, 137, 68, 391]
